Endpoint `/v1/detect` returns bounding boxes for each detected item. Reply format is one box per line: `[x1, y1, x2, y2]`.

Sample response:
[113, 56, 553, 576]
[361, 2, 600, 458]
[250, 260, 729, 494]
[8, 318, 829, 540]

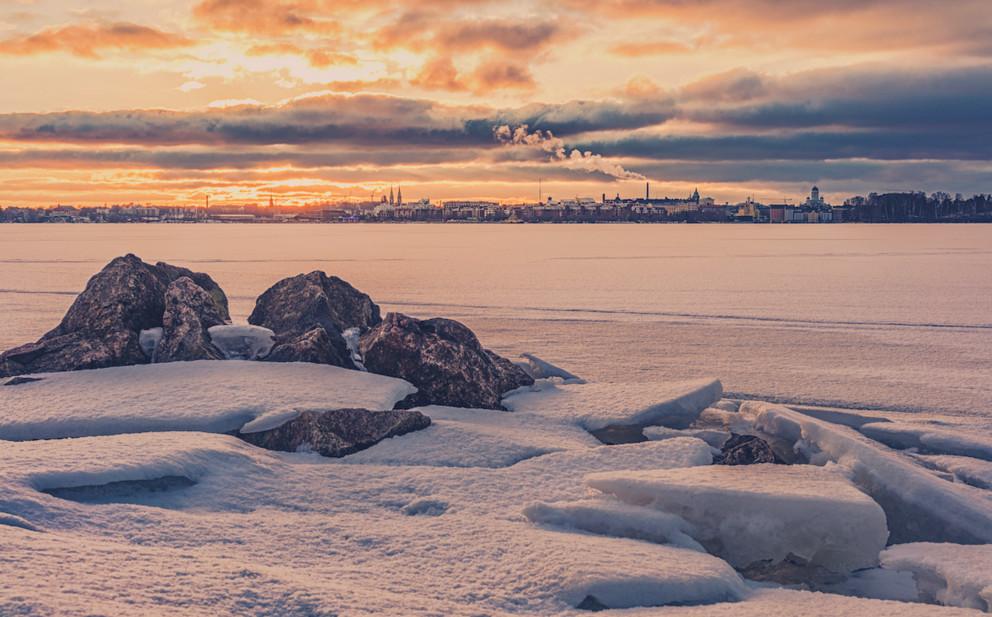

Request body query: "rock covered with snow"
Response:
[360, 313, 533, 409]
[0, 254, 228, 376]
[586, 464, 889, 575]
[153, 277, 227, 363]
[238, 408, 431, 457]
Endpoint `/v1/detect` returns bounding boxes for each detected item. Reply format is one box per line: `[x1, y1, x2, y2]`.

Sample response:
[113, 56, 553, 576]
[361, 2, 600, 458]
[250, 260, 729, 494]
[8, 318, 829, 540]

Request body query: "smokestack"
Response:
[646, 182, 650, 200]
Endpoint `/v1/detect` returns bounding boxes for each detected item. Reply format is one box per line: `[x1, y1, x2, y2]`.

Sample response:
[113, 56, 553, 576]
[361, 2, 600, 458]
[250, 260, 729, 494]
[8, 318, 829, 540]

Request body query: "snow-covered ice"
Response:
[0, 361, 416, 440]
[861, 422, 992, 461]
[515, 353, 584, 383]
[208, 324, 275, 360]
[919, 455, 992, 490]
[586, 464, 888, 573]
[502, 378, 723, 430]
[523, 498, 705, 550]
[3, 354, 989, 616]
[621, 587, 984, 616]
[882, 543, 992, 612]
[741, 401, 992, 544]
[345, 404, 598, 468]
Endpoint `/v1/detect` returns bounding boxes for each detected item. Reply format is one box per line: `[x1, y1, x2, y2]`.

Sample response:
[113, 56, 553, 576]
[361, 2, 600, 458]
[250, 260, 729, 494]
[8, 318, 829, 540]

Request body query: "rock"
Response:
[248, 271, 379, 370]
[249, 271, 380, 337]
[0, 254, 229, 377]
[264, 326, 354, 367]
[487, 350, 539, 394]
[152, 262, 230, 321]
[359, 313, 534, 409]
[717, 433, 782, 465]
[238, 408, 431, 457]
[153, 277, 227, 363]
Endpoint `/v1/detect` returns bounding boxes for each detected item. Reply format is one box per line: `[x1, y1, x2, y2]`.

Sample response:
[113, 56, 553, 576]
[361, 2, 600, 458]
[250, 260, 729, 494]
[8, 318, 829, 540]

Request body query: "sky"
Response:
[0, 0, 990, 207]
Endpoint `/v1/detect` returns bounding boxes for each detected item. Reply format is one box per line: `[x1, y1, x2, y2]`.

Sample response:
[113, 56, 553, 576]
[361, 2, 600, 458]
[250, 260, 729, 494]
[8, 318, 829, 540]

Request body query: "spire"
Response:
[397, 186, 403, 206]
[389, 186, 395, 206]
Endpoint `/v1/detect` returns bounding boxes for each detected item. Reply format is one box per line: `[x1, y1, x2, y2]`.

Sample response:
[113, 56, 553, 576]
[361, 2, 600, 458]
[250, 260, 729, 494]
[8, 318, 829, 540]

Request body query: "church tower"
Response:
[389, 187, 395, 206]
[397, 187, 403, 207]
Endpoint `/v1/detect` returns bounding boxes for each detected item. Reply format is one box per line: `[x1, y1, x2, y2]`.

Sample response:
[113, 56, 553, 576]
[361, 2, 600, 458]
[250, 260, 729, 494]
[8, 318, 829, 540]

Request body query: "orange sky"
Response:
[1, 0, 991, 206]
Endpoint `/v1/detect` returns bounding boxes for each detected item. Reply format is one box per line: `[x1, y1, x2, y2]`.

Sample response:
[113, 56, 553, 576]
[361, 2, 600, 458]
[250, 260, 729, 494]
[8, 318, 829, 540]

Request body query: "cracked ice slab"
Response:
[502, 378, 723, 431]
[882, 543, 992, 612]
[740, 401, 992, 544]
[586, 464, 888, 573]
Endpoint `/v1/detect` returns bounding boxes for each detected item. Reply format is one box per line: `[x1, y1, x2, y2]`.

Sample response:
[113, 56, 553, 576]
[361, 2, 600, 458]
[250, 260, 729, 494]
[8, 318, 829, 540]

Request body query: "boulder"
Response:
[238, 408, 431, 457]
[248, 271, 380, 370]
[264, 326, 354, 367]
[717, 433, 782, 465]
[152, 261, 230, 321]
[359, 313, 534, 409]
[249, 271, 380, 337]
[153, 277, 227, 363]
[0, 254, 229, 377]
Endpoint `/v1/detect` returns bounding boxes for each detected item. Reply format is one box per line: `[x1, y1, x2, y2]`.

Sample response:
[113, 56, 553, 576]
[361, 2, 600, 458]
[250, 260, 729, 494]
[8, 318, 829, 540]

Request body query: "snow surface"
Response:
[208, 324, 275, 360]
[0, 361, 417, 440]
[0, 429, 744, 615]
[502, 378, 723, 431]
[621, 587, 983, 616]
[345, 404, 599, 468]
[882, 543, 992, 612]
[741, 401, 992, 544]
[586, 464, 888, 573]
[861, 422, 992, 461]
[3, 356, 988, 616]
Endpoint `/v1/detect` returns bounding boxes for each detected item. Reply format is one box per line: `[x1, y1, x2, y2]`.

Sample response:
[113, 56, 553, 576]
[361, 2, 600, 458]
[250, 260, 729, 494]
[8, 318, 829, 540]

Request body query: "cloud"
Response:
[192, 0, 339, 35]
[0, 22, 192, 58]
[610, 40, 694, 57]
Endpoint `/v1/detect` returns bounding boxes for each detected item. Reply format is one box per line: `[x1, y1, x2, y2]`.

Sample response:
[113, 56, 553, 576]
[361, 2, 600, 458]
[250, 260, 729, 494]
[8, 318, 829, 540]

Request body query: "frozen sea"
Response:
[1, 223, 990, 417]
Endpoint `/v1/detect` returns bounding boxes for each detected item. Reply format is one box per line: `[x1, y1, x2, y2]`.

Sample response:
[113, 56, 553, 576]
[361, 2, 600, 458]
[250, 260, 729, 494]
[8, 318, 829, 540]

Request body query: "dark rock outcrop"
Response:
[717, 433, 783, 465]
[360, 313, 534, 409]
[238, 408, 431, 457]
[248, 271, 380, 369]
[153, 277, 227, 363]
[263, 326, 354, 367]
[0, 254, 229, 377]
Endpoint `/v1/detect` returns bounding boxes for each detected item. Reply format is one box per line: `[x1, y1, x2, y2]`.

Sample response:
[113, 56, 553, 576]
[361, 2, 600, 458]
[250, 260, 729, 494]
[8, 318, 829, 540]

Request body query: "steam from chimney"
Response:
[493, 124, 645, 181]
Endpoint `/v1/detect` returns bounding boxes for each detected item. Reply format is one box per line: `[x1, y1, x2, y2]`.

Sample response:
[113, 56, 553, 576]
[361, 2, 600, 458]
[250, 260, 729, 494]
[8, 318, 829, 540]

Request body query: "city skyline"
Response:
[1, 0, 991, 206]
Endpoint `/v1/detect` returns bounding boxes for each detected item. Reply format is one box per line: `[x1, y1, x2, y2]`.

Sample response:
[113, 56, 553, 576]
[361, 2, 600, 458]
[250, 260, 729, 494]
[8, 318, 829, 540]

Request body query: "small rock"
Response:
[359, 313, 534, 409]
[238, 408, 431, 457]
[717, 433, 783, 465]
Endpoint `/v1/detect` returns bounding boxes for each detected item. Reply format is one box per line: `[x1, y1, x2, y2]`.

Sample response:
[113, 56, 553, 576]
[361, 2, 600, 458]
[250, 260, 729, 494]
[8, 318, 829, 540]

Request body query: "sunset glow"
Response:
[2, 0, 991, 206]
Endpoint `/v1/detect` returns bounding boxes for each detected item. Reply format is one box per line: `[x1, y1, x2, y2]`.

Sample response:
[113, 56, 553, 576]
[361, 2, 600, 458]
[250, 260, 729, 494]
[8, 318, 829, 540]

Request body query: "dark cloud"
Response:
[0, 22, 191, 58]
